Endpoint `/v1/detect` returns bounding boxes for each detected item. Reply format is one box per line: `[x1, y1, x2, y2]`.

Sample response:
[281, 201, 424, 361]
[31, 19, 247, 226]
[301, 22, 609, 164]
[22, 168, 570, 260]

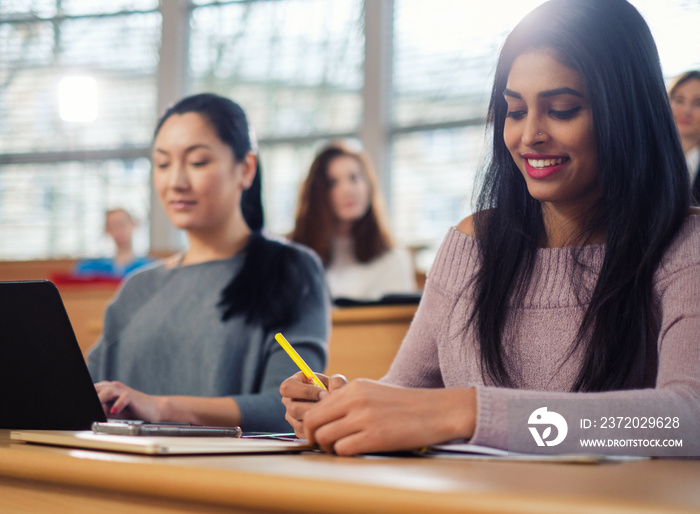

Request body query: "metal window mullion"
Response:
[150, 0, 191, 254]
[360, 0, 393, 209]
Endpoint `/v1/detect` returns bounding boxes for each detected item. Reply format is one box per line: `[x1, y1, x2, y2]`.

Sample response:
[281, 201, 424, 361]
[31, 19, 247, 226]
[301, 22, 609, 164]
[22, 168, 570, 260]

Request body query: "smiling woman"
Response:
[280, 0, 700, 457]
[87, 93, 330, 432]
[502, 49, 600, 245]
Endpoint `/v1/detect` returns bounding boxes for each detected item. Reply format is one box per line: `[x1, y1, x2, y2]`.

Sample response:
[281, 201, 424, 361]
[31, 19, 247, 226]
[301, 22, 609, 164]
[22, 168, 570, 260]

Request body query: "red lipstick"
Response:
[522, 154, 569, 179]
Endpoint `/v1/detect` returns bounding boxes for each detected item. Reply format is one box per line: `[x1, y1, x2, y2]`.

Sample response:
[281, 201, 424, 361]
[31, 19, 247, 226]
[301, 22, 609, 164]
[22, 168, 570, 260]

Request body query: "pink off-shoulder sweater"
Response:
[383, 215, 700, 452]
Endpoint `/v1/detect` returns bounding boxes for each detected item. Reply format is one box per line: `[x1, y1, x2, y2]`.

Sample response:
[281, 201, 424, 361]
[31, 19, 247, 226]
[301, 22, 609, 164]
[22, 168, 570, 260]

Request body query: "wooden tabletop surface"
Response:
[1, 432, 699, 513]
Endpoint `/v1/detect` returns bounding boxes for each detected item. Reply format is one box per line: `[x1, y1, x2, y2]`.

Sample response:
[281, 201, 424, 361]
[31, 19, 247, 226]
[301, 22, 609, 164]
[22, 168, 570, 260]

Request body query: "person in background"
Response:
[88, 93, 329, 432]
[73, 208, 153, 279]
[280, 0, 699, 456]
[669, 70, 700, 204]
[290, 142, 417, 300]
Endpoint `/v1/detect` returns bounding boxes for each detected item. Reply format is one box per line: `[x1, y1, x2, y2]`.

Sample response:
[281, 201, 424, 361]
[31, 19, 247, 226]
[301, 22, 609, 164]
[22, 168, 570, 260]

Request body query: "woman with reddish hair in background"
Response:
[669, 70, 700, 204]
[290, 142, 417, 301]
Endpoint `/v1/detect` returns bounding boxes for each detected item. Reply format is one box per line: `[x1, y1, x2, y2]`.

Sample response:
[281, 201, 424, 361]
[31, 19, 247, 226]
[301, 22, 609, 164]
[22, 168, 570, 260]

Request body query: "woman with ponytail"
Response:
[88, 93, 329, 432]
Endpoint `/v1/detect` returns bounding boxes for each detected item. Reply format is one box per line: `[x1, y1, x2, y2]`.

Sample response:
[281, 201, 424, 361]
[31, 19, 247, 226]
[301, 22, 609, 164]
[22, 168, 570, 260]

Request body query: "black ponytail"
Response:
[156, 93, 309, 331]
[221, 158, 311, 331]
[241, 161, 264, 232]
[219, 233, 313, 331]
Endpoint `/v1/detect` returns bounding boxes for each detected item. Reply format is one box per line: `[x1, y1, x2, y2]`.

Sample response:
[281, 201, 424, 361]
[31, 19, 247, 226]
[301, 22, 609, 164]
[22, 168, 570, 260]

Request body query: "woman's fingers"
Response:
[282, 396, 315, 421]
[96, 381, 133, 416]
[302, 380, 369, 446]
[310, 410, 367, 454]
[95, 381, 125, 415]
[93, 381, 161, 420]
[331, 429, 387, 457]
[279, 371, 329, 401]
[328, 374, 349, 392]
[108, 390, 133, 416]
[279, 372, 348, 432]
[284, 410, 306, 438]
[281, 372, 328, 439]
[300, 380, 476, 456]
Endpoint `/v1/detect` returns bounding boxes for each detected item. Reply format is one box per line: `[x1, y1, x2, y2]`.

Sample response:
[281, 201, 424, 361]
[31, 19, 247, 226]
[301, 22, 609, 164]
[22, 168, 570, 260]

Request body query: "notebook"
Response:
[0, 280, 107, 430]
[10, 430, 315, 455]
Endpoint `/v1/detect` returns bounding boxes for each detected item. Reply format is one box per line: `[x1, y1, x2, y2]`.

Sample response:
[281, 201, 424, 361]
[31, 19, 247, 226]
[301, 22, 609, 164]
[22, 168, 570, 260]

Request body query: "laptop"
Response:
[1, 281, 314, 455]
[0, 280, 106, 430]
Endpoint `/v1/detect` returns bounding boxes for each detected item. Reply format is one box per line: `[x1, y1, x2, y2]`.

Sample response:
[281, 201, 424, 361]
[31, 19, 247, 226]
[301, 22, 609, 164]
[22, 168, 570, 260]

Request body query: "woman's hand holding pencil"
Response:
[279, 370, 349, 439]
[276, 332, 350, 439]
[274, 333, 328, 390]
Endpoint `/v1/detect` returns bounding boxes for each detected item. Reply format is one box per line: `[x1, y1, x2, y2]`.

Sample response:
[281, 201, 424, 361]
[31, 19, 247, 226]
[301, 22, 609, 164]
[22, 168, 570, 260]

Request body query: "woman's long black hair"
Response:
[155, 93, 312, 331]
[471, 0, 690, 391]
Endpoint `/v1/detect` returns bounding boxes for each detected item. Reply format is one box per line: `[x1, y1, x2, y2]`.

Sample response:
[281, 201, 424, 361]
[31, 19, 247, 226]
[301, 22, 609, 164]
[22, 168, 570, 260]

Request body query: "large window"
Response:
[0, 1, 160, 259]
[390, 0, 546, 260]
[188, 0, 364, 236]
[0, 158, 151, 259]
[1, 0, 699, 264]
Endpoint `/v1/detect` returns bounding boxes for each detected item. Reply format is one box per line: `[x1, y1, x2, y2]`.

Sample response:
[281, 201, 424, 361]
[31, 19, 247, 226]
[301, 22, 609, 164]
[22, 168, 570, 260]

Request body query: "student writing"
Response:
[280, 0, 700, 455]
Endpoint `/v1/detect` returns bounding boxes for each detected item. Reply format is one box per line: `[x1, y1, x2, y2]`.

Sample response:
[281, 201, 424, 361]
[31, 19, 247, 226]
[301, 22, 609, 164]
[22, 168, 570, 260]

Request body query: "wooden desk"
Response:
[326, 304, 418, 380]
[57, 284, 119, 358]
[0, 259, 76, 282]
[1, 432, 699, 513]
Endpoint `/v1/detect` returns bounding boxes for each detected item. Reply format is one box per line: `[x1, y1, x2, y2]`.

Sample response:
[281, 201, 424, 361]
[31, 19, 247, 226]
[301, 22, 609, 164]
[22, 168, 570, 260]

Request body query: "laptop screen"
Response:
[0, 280, 106, 429]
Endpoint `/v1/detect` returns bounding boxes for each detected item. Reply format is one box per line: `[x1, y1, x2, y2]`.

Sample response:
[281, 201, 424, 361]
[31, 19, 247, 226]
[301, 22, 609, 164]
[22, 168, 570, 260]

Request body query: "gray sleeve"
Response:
[86, 292, 122, 383]
[233, 248, 331, 432]
[86, 334, 108, 382]
[86, 269, 160, 384]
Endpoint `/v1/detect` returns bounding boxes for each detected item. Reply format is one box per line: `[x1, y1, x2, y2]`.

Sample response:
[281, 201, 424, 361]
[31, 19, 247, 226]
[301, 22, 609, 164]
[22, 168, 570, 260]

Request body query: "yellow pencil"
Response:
[275, 332, 327, 390]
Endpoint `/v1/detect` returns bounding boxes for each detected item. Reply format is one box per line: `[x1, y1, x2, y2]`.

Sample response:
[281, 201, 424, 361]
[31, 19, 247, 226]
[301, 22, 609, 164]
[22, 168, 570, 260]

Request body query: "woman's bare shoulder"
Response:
[456, 215, 476, 236]
[456, 210, 494, 237]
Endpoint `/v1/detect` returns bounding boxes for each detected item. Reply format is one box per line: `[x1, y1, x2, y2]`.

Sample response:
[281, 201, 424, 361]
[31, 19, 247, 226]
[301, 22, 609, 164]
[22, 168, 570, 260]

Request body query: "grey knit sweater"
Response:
[383, 214, 700, 452]
[88, 242, 330, 432]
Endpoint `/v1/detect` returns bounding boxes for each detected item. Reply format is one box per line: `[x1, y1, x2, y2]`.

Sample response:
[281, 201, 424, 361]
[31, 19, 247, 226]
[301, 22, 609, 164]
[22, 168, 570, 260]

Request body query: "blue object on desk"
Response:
[74, 256, 154, 279]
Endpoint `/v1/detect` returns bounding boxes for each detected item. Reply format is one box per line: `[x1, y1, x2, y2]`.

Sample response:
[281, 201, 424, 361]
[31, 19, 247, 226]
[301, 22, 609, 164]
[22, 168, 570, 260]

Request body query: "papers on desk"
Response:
[10, 430, 316, 455]
[423, 443, 646, 464]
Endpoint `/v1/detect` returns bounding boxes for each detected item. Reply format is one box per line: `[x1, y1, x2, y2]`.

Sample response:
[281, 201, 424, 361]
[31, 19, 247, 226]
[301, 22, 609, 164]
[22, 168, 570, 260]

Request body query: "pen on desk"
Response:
[274, 332, 328, 390]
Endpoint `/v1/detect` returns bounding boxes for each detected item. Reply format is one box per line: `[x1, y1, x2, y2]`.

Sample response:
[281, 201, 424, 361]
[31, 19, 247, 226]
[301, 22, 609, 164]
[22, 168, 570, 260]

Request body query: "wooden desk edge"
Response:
[331, 304, 418, 324]
[0, 445, 493, 514]
[0, 444, 690, 514]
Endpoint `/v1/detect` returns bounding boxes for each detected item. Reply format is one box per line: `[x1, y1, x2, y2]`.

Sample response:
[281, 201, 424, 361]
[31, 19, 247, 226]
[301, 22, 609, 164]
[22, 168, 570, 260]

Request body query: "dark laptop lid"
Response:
[0, 280, 106, 429]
